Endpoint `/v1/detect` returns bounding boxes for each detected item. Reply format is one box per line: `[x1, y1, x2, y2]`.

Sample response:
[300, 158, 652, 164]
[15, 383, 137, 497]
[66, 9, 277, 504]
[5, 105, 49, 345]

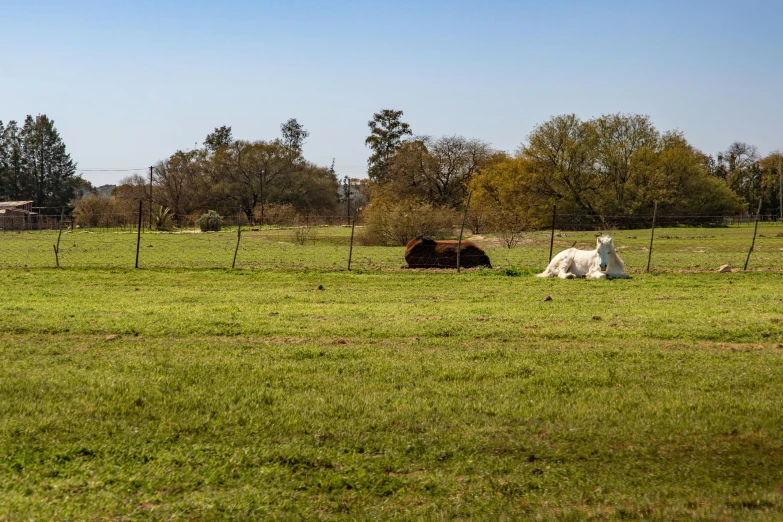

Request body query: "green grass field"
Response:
[2, 258, 783, 520]
[2, 223, 782, 272]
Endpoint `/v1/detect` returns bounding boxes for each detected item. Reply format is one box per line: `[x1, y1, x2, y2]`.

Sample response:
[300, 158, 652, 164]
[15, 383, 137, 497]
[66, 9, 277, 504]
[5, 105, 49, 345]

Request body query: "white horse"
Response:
[536, 235, 629, 279]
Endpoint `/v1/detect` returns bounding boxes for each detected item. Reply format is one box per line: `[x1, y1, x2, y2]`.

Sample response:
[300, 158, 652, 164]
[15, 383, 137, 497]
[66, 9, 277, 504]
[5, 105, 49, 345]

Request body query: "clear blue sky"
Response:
[2, 0, 781, 186]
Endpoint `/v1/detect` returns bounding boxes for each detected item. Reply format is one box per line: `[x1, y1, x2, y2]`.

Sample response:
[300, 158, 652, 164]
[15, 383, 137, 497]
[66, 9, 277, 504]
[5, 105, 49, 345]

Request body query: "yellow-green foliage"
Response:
[360, 195, 458, 246]
[470, 157, 548, 245]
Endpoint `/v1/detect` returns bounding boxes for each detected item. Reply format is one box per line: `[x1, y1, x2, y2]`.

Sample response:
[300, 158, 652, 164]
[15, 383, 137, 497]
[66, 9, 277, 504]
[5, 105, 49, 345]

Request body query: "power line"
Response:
[78, 168, 147, 172]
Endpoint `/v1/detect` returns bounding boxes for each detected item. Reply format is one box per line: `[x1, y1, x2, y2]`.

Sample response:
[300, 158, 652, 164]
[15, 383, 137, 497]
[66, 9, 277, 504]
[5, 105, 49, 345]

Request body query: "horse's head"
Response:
[595, 235, 615, 273]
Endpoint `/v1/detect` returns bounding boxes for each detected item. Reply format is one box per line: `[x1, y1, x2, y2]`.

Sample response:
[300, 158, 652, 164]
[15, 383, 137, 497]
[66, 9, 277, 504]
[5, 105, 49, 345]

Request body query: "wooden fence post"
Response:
[53, 207, 65, 268]
[135, 200, 142, 269]
[743, 198, 763, 271]
[456, 191, 473, 272]
[646, 201, 658, 272]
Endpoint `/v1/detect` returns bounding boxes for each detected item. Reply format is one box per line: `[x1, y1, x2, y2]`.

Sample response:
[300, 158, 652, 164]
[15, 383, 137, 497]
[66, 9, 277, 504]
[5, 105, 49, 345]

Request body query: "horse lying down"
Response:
[537, 235, 629, 279]
[405, 236, 492, 269]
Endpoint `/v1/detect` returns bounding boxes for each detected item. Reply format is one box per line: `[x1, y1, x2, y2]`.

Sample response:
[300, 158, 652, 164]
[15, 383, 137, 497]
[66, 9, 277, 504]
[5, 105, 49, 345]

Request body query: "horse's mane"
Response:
[610, 248, 625, 270]
[602, 236, 625, 270]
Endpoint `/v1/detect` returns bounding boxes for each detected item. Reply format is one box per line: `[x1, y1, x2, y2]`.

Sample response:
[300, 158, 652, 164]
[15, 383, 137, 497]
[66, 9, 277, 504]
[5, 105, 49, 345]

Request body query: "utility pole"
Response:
[149, 166, 153, 231]
[343, 176, 351, 224]
[778, 157, 782, 220]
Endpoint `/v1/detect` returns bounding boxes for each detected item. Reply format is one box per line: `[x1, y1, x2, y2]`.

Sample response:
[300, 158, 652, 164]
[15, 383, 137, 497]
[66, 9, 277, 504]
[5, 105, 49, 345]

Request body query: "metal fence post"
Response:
[135, 200, 142, 268]
[232, 206, 242, 269]
[744, 198, 763, 271]
[646, 201, 658, 272]
[457, 191, 472, 272]
[548, 204, 557, 262]
[348, 215, 356, 271]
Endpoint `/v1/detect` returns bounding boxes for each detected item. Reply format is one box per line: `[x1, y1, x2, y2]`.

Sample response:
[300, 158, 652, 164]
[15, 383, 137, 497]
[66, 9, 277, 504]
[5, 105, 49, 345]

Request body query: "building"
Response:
[0, 201, 36, 230]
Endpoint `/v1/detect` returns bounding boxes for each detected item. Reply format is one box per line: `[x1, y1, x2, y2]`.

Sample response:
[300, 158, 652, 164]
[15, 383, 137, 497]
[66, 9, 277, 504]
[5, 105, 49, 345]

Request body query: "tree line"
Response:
[0, 115, 86, 208]
[2, 112, 780, 238]
[73, 119, 343, 227]
[362, 110, 782, 244]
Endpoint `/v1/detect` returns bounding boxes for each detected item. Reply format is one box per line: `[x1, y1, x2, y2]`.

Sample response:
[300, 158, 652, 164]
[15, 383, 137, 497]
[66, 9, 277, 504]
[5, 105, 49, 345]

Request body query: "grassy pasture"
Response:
[1, 223, 782, 271]
[1, 265, 783, 520]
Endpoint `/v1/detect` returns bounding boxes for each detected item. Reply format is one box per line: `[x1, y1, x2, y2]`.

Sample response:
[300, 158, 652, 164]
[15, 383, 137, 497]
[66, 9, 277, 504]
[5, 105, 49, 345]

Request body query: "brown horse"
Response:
[405, 236, 492, 269]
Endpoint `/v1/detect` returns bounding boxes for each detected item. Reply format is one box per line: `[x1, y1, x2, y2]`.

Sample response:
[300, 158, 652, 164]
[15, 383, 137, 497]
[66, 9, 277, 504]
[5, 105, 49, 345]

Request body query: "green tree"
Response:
[154, 150, 209, 224]
[365, 109, 412, 183]
[280, 118, 309, 154]
[204, 126, 233, 152]
[593, 113, 659, 212]
[386, 135, 495, 208]
[0, 120, 26, 201]
[19, 115, 79, 208]
[270, 161, 340, 216]
[208, 139, 301, 222]
[470, 157, 547, 244]
[713, 142, 761, 207]
[520, 114, 600, 215]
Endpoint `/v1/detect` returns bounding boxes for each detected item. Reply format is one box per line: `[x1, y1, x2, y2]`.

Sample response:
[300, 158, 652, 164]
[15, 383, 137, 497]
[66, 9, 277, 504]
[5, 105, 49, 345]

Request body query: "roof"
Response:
[0, 201, 34, 209]
[0, 208, 36, 215]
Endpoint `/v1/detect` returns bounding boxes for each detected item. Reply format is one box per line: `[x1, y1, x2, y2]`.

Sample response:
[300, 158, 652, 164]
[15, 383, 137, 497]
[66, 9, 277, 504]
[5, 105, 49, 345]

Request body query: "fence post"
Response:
[135, 200, 142, 269]
[347, 215, 356, 271]
[456, 191, 473, 273]
[778, 158, 782, 220]
[149, 166, 154, 231]
[232, 206, 242, 269]
[646, 201, 658, 272]
[743, 198, 763, 271]
[548, 204, 557, 262]
[53, 207, 65, 268]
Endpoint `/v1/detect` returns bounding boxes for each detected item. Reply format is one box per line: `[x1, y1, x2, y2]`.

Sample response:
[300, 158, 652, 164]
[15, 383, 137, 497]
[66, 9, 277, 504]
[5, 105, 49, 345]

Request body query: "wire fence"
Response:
[1, 206, 781, 272]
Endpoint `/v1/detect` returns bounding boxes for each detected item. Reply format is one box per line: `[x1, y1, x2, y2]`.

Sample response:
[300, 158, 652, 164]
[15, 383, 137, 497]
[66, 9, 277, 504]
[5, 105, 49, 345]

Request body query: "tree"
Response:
[270, 161, 340, 216]
[520, 114, 600, 215]
[280, 118, 309, 154]
[654, 134, 745, 217]
[204, 126, 233, 152]
[386, 135, 495, 208]
[365, 109, 412, 183]
[0, 121, 25, 201]
[112, 174, 151, 224]
[593, 113, 659, 212]
[18, 115, 79, 208]
[470, 157, 547, 245]
[208, 139, 301, 222]
[713, 142, 761, 206]
[517, 114, 746, 224]
[154, 150, 209, 224]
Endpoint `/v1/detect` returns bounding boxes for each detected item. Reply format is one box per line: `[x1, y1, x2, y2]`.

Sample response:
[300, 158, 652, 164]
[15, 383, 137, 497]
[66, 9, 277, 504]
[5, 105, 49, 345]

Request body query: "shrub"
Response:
[197, 210, 223, 232]
[73, 195, 116, 228]
[360, 197, 457, 246]
[153, 205, 174, 231]
[290, 215, 319, 245]
[255, 203, 297, 226]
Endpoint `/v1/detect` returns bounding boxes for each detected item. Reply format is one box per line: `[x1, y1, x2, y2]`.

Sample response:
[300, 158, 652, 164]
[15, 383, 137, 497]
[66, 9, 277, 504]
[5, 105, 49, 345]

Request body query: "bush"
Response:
[360, 197, 457, 246]
[73, 195, 116, 228]
[290, 215, 319, 245]
[255, 203, 297, 226]
[153, 205, 174, 231]
[197, 210, 223, 232]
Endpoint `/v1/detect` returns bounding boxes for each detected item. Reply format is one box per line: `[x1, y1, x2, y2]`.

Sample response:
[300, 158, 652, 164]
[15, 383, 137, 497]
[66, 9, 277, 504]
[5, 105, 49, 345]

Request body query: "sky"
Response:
[2, 0, 782, 186]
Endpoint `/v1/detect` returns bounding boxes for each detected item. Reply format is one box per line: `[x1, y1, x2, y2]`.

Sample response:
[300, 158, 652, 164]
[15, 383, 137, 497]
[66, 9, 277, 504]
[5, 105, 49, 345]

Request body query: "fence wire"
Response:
[1, 209, 781, 272]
